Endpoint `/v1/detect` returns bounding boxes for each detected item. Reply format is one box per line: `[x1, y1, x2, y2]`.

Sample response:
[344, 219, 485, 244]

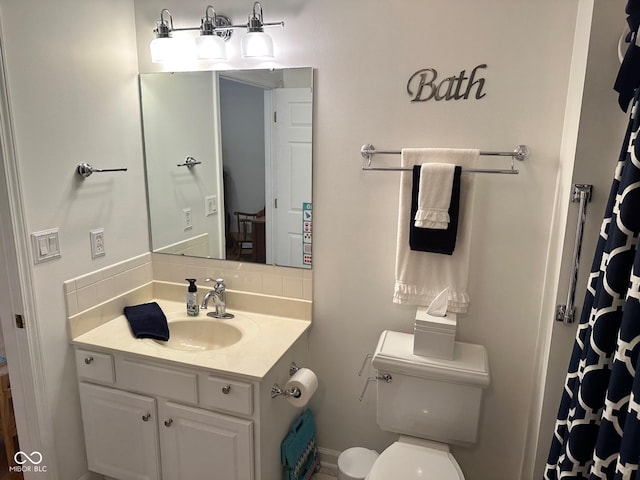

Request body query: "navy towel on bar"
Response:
[123, 302, 170, 341]
[409, 165, 461, 255]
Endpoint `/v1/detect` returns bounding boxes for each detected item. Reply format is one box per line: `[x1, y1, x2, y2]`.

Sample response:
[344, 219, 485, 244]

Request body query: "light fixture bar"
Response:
[226, 21, 284, 29]
[166, 17, 283, 32]
[166, 20, 283, 32]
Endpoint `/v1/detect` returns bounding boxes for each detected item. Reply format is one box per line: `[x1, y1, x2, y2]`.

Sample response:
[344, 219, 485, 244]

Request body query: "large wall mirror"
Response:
[140, 67, 313, 269]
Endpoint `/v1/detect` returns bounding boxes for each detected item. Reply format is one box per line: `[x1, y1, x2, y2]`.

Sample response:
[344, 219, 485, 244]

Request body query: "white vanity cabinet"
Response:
[158, 401, 253, 480]
[79, 382, 161, 480]
[76, 349, 254, 480]
[74, 338, 307, 480]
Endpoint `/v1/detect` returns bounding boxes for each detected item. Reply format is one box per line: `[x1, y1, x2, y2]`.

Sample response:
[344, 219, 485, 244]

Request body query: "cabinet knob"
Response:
[164, 419, 173, 427]
[222, 385, 231, 395]
[84, 357, 94, 365]
[142, 413, 151, 422]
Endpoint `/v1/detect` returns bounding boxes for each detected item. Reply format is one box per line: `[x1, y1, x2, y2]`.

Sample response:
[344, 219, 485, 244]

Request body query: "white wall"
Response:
[0, 1, 147, 478]
[135, 1, 579, 478]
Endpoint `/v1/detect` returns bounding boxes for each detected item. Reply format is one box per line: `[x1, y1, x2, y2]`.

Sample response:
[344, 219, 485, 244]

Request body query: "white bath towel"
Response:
[394, 148, 479, 313]
[414, 163, 456, 229]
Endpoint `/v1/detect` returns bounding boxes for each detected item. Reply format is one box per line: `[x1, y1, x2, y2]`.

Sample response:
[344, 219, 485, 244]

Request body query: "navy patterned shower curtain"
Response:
[544, 89, 640, 479]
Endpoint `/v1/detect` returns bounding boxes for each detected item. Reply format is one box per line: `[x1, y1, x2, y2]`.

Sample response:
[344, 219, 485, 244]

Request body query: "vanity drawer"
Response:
[75, 349, 115, 384]
[199, 375, 253, 416]
[116, 358, 198, 405]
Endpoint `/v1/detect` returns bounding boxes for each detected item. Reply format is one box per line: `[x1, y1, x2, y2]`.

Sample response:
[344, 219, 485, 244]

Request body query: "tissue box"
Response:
[413, 307, 457, 360]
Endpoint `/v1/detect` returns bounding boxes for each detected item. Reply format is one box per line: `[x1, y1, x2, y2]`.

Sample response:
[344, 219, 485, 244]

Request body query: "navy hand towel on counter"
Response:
[123, 302, 170, 341]
[409, 165, 462, 255]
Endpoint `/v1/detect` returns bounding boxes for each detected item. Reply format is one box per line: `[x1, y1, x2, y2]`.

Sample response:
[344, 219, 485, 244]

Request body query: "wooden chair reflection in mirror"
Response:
[230, 209, 266, 263]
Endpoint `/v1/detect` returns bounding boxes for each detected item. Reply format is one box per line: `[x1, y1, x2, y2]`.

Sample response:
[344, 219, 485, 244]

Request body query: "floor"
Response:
[0, 439, 17, 480]
[0, 443, 6, 480]
[0, 460, 331, 480]
[0, 343, 10, 480]
[0, 440, 327, 480]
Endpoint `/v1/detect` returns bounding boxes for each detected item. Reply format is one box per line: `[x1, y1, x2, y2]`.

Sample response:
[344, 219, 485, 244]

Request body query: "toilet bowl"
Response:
[366, 437, 464, 480]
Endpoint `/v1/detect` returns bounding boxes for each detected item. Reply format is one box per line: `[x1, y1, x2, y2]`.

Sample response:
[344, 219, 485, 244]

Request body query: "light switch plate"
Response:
[205, 195, 217, 216]
[31, 228, 61, 264]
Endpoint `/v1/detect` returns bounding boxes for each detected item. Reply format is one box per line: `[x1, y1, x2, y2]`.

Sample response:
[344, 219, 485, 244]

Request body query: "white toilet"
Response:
[362, 329, 490, 479]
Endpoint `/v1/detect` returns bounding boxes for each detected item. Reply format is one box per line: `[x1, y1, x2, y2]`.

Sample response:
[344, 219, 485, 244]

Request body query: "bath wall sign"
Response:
[407, 64, 487, 102]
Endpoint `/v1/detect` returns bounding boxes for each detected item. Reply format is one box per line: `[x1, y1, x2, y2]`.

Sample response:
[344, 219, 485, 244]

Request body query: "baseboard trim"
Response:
[318, 447, 340, 476]
[76, 472, 102, 480]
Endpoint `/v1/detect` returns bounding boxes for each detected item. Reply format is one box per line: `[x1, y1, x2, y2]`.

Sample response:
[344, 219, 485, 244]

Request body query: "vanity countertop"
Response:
[72, 299, 311, 380]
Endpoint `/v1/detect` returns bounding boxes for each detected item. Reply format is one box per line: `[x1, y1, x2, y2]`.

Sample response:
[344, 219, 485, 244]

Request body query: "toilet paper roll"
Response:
[285, 368, 318, 407]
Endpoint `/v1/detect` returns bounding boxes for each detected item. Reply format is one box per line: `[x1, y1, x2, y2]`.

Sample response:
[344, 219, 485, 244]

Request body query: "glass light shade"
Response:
[150, 37, 178, 63]
[196, 35, 227, 60]
[241, 31, 274, 58]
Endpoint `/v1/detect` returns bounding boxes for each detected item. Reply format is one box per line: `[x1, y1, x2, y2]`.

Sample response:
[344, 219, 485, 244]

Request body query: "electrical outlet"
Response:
[183, 208, 193, 230]
[205, 195, 217, 216]
[90, 228, 105, 259]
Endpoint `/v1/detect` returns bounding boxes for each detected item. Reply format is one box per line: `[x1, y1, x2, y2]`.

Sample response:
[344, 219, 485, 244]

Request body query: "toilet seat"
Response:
[366, 441, 464, 480]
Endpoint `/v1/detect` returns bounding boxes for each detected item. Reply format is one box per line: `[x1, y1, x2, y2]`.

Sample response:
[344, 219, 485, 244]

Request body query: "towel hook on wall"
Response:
[76, 163, 128, 178]
[176, 156, 202, 168]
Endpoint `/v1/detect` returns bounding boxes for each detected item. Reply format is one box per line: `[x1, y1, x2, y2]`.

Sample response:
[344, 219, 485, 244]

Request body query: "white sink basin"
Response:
[155, 319, 242, 351]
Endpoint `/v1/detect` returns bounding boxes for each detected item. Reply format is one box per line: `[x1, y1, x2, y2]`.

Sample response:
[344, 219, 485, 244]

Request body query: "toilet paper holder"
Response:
[271, 384, 302, 399]
[271, 362, 304, 399]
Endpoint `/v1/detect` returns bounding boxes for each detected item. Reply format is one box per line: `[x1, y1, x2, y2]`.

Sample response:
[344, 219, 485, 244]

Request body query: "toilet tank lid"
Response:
[372, 330, 490, 387]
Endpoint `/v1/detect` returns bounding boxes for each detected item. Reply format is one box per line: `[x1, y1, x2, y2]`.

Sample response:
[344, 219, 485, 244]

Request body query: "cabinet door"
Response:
[159, 401, 254, 480]
[79, 382, 161, 480]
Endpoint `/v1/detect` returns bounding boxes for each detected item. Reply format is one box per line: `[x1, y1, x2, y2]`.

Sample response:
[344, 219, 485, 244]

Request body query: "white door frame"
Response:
[264, 90, 274, 265]
[0, 19, 57, 479]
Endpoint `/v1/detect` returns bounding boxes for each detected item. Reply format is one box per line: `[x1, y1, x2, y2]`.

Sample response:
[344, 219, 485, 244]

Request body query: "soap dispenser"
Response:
[186, 278, 199, 316]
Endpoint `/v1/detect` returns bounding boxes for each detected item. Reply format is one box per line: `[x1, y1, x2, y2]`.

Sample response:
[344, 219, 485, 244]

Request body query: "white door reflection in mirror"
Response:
[270, 88, 312, 268]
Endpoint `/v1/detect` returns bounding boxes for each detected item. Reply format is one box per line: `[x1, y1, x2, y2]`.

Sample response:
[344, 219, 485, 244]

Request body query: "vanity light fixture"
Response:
[150, 9, 176, 63]
[241, 2, 276, 59]
[150, 2, 284, 63]
[196, 6, 229, 60]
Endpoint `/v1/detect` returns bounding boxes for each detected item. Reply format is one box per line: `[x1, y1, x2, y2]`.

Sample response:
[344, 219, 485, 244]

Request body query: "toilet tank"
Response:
[371, 330, 490, 446]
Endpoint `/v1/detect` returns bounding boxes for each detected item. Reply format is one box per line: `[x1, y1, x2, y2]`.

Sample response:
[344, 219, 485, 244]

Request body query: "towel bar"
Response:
[360, 144, 530, 174]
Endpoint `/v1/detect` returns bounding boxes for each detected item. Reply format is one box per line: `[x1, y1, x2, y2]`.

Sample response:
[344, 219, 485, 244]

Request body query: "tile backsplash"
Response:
[64, 252, 312, 318]
[64, 253, 153, 317]
[151, 254, 312, 301]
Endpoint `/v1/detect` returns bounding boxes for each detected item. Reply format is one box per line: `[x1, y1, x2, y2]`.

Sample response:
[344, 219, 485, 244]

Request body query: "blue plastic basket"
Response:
[281, 409, 320, 480]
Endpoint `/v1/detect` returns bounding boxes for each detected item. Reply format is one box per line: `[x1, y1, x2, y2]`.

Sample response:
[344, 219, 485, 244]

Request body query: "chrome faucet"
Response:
[201, 278, 234, 319]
